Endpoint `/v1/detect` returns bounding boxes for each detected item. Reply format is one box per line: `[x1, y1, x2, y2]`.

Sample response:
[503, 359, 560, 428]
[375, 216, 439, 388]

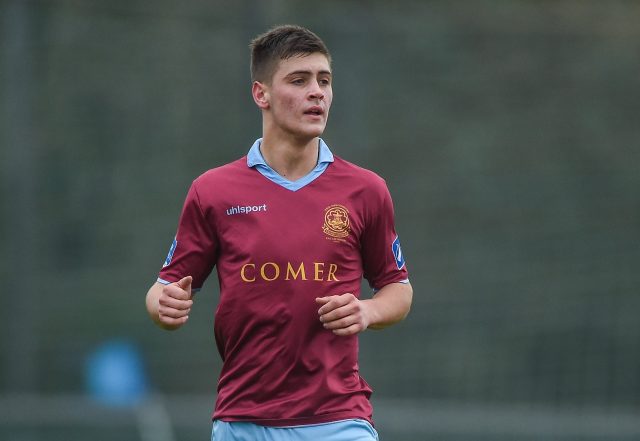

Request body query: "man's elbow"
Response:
[400, 282, 413, 320]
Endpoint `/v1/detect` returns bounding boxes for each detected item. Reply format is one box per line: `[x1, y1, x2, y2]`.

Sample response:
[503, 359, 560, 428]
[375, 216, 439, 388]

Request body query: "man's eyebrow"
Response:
[285, 69, 332, 77]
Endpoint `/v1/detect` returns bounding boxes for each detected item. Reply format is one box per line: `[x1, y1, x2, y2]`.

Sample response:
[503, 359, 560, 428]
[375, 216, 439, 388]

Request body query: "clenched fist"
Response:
[147, 276, 193, 331]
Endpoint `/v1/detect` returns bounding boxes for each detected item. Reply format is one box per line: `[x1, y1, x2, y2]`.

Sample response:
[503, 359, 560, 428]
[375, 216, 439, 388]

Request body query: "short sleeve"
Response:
[361, 180, 409, 291]
[157, 182, 218, 290]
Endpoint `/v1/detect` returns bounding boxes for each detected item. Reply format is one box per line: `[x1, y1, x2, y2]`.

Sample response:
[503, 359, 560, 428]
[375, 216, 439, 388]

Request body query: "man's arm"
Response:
[146, 276, 194, 331]
[316, 281, 413, 336]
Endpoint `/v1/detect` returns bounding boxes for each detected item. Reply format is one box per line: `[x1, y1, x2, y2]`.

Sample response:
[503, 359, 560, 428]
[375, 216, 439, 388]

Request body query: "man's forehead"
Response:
[276, 53, 332, 76]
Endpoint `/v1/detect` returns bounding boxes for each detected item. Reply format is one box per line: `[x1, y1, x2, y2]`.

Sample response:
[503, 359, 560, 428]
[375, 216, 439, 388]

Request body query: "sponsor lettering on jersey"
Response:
[322, 204, 350, 241]
[392, 236, 405, 270]
[226, 204, 267, 216]
[163, 238, 177, 267]
[240, 261, 340, 282]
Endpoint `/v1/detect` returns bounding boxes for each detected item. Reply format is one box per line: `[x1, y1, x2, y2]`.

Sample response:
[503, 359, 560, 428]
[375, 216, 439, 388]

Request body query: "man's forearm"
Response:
[146, 283, 165, 327]
[363, 282, 413, 330]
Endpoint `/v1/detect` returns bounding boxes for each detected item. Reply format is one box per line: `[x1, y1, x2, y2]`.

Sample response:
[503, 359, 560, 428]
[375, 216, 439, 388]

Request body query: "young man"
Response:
[146, 25, 412, 441]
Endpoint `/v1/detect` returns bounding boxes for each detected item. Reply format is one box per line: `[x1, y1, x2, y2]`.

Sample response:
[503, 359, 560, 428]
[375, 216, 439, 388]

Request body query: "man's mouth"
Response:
[304, 106, 324, 116]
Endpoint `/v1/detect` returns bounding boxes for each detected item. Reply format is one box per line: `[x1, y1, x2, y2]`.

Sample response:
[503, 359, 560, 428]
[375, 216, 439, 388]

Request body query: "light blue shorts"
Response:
[211, 418, 379, 441]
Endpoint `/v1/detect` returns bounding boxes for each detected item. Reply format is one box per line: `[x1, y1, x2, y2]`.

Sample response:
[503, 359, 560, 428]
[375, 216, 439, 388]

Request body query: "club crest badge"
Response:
[323, 204, 351, 240]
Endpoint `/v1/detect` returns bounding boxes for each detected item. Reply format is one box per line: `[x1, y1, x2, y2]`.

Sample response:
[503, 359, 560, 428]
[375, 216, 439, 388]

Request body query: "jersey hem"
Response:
[212, 411, 374, 428]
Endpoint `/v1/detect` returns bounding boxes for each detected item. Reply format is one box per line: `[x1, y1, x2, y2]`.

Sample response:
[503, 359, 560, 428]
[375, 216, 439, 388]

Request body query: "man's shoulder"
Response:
[331, 155, 388, 188]
[193, 156, 249, 185]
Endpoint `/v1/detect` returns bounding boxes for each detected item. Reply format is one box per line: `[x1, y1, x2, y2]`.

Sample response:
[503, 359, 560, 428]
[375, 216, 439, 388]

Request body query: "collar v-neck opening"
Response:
[246, 138, 334, 191]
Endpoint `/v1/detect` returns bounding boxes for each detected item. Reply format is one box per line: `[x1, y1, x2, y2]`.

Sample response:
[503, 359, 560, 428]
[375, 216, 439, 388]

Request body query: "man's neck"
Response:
[260, 134, 320, 182]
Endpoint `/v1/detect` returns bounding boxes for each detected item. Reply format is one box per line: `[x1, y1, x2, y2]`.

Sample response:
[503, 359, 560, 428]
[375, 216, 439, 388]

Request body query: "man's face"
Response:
[260, 53, 333, 140]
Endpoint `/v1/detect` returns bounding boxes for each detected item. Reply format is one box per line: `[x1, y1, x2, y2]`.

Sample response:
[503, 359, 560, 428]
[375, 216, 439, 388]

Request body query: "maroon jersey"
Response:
[158, 140, 408, 426]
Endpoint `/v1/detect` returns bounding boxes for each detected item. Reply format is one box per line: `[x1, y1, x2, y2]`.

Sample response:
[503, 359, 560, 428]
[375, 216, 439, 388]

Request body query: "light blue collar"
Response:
[246, 138, 334, 191]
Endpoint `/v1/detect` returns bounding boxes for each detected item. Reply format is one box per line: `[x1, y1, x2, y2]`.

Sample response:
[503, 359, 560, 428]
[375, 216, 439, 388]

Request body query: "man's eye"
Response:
[291, 79, 304, 85]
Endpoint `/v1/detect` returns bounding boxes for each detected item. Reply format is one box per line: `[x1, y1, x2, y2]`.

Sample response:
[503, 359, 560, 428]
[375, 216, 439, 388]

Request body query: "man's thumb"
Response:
[177, 276, 193, 292]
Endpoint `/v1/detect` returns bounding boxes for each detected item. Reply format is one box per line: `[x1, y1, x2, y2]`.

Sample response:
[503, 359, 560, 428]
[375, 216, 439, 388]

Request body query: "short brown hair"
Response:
[250, 25, 331, 83]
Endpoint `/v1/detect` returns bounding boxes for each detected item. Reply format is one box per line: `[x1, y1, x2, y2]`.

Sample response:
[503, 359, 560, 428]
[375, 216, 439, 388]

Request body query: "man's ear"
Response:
[252, 81, 270, 109]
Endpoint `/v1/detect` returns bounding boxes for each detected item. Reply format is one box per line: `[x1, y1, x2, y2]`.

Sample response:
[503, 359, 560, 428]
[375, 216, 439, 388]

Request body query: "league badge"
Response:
[163, 238, 177, 267]
[392, 236, 405, 270]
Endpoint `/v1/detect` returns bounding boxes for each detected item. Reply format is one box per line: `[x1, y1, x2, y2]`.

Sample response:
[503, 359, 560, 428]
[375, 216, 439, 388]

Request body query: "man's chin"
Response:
[305, 123, 327, 138]
[285, 122, 327, 141]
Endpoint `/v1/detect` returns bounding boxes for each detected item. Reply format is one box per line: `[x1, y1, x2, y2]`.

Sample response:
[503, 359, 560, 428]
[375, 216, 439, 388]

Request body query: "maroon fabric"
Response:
[158, 155, 408, 426]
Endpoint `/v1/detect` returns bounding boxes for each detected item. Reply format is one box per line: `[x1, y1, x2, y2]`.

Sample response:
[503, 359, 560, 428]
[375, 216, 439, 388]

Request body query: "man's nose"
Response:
[308, 81, 324, 100]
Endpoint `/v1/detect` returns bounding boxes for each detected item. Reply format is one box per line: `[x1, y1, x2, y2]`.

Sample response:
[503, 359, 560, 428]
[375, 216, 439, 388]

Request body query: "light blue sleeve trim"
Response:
[372, 279, 410, 293]
[155, 277, 201, 293]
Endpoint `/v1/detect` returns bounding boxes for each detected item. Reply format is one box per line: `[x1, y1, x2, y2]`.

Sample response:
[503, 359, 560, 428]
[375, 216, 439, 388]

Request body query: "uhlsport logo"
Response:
[226, 204, 267, 216]
[323, 204, 350, 240]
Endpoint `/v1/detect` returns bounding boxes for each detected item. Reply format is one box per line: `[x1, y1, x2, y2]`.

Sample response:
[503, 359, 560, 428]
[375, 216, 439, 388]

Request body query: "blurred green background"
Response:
[1, 0, 639, 440]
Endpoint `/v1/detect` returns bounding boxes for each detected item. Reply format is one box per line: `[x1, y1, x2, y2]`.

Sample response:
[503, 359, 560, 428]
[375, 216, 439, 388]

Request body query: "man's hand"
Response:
[316, 294, 370, 336]
[316, 283, 413, 336]
[152, 276, 193, 330]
